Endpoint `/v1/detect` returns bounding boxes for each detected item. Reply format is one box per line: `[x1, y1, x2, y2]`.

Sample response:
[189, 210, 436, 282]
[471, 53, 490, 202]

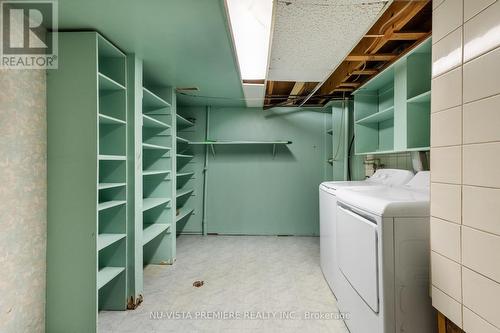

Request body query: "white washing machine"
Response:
[319, 169, 414, 297]
[335, 171, 436, 333]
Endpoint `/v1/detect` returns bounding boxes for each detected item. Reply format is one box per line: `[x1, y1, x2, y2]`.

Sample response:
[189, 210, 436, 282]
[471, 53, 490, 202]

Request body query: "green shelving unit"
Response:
[175, 113, 196, 232]
[353, 37, 431, 155]
[141, 85, 175, 266]
[47, 32, 128, 332]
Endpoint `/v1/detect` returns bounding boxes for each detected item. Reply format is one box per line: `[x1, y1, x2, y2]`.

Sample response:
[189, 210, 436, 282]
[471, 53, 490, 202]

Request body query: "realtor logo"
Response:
[1, 0, 58, 69]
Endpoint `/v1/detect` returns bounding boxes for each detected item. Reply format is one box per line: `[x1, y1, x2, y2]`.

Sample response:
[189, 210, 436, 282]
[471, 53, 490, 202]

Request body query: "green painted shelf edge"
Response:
[98, 200, 126, 211]
[176, 153, 194, 158]
[356, 106, 394, 125]
[98, 182, 126, 190]
[142, 197, 171, 212]
[142, 170, 171, 177]
[98, 234, 126, 251]
[142, 223, 171, 246]
[142, 114, 170, 129]
[99, 154, 126, 161]
[97, 267, 125, 289]
[188, 140, 292, 145]
[176, 208, 194, 223]
[177, 172, 194, 178]
[176, 114, 195, 127]
[98, 72, 126, 91]
[142, 143, 171, 150]
[407, 90, 431, 103]
[142, 87, 171, 109]
[99, 113, 126, 125]
[176, 136, 190, 144]
[176, 188, 194, 199]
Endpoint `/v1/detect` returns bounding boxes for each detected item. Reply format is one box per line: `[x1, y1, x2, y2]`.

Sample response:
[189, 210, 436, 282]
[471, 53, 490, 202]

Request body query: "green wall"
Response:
[176, 106, 331, 236]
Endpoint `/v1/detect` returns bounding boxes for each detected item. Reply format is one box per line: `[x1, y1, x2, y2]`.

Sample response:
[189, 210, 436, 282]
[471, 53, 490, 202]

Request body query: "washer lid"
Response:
[319, 168, 414, 191]
[336, 172, 430, 217]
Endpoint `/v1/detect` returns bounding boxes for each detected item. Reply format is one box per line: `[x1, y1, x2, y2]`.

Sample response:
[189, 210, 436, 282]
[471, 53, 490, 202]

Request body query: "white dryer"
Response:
[335, 171, 436, 333]
[319, 169, 414, 297]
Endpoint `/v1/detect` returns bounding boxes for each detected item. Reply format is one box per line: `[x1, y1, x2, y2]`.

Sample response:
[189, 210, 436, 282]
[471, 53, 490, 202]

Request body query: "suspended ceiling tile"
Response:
[268, 0, 390, 82]
[243, 84, 266, 107]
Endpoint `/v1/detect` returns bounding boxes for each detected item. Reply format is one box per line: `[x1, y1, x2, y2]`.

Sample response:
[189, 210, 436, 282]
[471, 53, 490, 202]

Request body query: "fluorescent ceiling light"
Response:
[226, 0, 273, 80]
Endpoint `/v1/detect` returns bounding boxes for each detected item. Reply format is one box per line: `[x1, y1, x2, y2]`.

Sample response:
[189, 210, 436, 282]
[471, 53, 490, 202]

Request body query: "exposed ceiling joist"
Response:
[345, 54, 396, 61]
[264, 0, 431, 109]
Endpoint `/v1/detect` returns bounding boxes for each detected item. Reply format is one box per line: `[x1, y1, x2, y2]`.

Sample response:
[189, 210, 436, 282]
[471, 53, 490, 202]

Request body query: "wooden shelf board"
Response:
[142, 197, 171, 212]
[98, 72, 126, 91]
[142, 143, 171, 150]
[99, 113, 126, 125]
[356, 107, 394, 125]
[407, 90, 431, 103]
[176, 208, 194, 223]
[98, 233, 126, 251]
[142, 223, 171, 246]
[142, 114, 170, 129]
[98, 200, 126, 211]
[98, 182, 126, 190]
[97, 267, 125, 289]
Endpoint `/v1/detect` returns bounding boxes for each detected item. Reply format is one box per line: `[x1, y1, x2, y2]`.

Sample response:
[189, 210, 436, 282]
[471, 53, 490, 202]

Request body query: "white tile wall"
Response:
[463, 142, 500, 188]
[463, 307, 500, 333]
[431, 217, 461, 262]
[463, 94, 500, 144]
[462, 226, 500, 283]
[464, 0, 500, 61]
[432, 0, 464, 43]
[431, 106, 462, 147]
[430, 146, 461, 184]
[430, 183, 461, 223]
[431, 251, 462, 301]
[432, 286, 463, 328]
[463, 185, 500, 235]
[463, 46, 500, 103]
[462, 267, 500, 328]
[432, 28, 463, 78]
[431, 67, 463, 112]
[464, 0, 497, 22]
[432, 2, 500, 329]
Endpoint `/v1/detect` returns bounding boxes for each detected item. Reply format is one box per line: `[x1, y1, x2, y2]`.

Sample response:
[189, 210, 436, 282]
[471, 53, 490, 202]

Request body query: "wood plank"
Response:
[346, 54, 396, 61]
[351, 69, 378, 75]
[391, 32, 428, 40]
[437, 312, 446, 333]
[338, 82, 360, 87]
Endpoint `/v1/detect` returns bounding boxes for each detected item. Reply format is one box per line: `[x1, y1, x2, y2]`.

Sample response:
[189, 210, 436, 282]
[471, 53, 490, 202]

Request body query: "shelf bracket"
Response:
[272, 144, 276, 159]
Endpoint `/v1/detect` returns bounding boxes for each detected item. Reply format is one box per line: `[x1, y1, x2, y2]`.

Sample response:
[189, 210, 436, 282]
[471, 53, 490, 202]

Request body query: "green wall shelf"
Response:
[47, 32, 128, 332]
[142, 223, 171, 246]
[98, 234, 127, 251]
[177, 114, 195, 128]
[353, 37, 431, 155]
[176, 208, 195, 223]
[143, 114, 170, 128]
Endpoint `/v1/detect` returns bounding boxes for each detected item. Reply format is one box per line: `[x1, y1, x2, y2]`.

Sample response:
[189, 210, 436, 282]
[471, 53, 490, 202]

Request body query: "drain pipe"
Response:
[201, 106, 210, 235]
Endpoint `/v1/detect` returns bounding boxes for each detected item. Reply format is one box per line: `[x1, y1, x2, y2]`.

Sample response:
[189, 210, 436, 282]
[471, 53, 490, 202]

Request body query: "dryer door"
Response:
[337, 205, 379, 313]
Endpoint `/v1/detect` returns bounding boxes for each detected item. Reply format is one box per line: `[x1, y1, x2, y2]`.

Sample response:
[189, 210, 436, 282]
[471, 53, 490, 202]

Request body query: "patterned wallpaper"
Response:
[0, 67, 47, 332]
